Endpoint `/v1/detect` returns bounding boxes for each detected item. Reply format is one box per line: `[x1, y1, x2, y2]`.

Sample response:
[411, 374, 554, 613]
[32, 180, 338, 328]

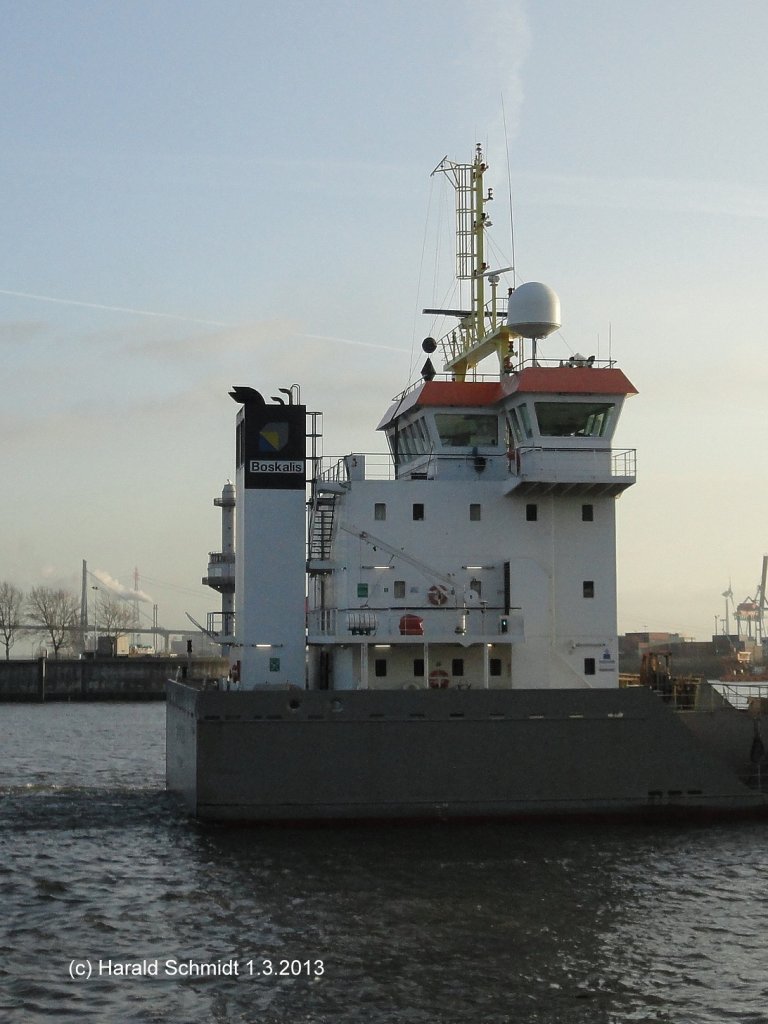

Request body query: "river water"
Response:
[2, 701, 768, 1024]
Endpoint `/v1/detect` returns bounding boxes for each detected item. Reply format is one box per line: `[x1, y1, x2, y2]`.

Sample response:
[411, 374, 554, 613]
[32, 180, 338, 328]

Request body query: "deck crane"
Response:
[340, 524, 457, 595]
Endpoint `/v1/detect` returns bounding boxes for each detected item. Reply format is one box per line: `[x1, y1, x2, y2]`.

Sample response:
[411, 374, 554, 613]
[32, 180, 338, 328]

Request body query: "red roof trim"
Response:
[377, 368, 637, 429]
[416, 381, 505, 407]
[508, 366, 638, 396]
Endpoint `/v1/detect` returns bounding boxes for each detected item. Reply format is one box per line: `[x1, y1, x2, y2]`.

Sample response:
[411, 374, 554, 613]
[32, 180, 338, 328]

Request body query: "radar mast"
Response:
[428, 145, 514, 380]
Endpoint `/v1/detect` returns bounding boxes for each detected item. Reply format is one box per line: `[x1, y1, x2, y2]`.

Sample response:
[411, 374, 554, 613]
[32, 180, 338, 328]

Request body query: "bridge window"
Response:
[535, 402, 614, 437]
[434, 413, 498, 447]
[507, 409, 524, 445]
[518, 405, 534, 439]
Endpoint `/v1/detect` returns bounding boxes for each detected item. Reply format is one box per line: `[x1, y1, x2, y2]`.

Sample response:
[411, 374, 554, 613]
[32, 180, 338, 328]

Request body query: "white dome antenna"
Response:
[506, 282, 561, 340]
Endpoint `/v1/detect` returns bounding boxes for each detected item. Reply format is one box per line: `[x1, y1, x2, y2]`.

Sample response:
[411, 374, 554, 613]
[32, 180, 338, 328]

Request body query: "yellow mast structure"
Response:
[429, 145, 514, 381]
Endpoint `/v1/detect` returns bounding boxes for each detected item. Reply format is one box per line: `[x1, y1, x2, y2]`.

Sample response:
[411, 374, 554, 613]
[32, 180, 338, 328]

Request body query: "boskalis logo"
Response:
[258, 422, 290, 453]
[249, 421, 304, 476]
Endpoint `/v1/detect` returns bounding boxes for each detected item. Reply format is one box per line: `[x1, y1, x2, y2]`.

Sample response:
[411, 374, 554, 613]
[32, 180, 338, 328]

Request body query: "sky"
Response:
[1, 0, 767, 648]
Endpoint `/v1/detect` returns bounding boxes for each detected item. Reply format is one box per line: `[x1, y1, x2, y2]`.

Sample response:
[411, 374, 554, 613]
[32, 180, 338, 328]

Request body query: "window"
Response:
[413, 658, 424, 677]
[582, 504, 594, 522]
[357, 583, 368, 598]
[451, 658, 464, 676]
[490, 658, 502, 677]
[506, 409, 524, 445]
[374, 659, 387, 678]
[534, 402, 614, 437]
[469, 503, 482, 521]
[518, 404, 534, 439]
[412, 503, 425, 521]
[374, 502, 386, 521]
[584, 658, 596, 676]
[394, 580, 406, 599]
[401, 424, 417, 458]
[526, 503, 538, 522]
[434, 413, 498, 447]
[470, 578, 482, 599]
[583, 580, 595, 599]
[414, 418, 431, 450]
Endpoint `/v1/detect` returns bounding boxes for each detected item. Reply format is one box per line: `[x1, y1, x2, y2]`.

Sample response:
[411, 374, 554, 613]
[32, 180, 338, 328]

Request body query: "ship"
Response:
[166, 146, 768, 821]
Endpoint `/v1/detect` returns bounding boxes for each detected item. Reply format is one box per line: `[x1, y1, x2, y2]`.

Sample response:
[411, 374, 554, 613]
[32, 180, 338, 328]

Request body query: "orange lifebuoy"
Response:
[428, 584, 449, 606]
[429, 668, 450, 689]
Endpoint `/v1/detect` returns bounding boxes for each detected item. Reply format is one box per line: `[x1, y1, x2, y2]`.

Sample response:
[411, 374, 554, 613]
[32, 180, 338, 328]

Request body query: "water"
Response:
[2, 703, 768, 1024]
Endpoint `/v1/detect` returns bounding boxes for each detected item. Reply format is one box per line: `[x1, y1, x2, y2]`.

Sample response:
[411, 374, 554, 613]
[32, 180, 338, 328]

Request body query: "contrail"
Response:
[0, 288, 235, 327]
[0, 289, 409, 353]
[300, 332, 404, 354]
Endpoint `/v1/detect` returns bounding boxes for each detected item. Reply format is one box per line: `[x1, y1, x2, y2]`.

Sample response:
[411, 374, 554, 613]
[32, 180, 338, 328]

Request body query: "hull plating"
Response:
[166, 682, 767, 822]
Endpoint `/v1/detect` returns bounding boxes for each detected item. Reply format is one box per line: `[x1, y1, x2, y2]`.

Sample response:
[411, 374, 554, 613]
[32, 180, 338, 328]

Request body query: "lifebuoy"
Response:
[429, 668, 450, 689]
[428, 584, 449, 606]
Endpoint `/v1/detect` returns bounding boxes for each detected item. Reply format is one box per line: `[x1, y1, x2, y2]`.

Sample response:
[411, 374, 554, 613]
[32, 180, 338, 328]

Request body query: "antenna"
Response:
[501, 94, 517, 287]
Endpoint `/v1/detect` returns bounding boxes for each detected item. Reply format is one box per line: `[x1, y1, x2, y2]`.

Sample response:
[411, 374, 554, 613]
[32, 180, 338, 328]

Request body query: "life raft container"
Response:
[399, 614, 424, 636]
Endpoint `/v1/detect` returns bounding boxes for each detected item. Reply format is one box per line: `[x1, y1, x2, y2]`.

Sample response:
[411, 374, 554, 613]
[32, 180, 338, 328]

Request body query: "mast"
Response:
[428, 146, 513, 381]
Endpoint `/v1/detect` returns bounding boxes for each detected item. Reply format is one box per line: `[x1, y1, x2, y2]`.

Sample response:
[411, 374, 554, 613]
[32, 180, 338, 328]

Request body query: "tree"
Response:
[26, 586, 80, 658]
[96, 593, 135, 640]
[0, 581, 24, 660]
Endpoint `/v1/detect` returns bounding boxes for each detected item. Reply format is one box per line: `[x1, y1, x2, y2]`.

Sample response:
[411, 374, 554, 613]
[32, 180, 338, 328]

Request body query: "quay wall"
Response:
[0, 657, 228, 702]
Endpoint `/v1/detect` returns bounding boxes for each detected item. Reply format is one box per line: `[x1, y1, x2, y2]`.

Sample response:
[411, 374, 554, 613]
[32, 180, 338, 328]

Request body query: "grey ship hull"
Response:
[166, 681, 767, 822]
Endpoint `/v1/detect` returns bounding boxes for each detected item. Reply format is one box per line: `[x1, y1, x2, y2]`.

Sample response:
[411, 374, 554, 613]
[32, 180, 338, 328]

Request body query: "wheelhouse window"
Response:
[506, 409, 524, 445]
[534, 402, 614, 437]
[388, 416, 431, 464]
[518, 404, 534, 439]
[434, 413, 498, 448]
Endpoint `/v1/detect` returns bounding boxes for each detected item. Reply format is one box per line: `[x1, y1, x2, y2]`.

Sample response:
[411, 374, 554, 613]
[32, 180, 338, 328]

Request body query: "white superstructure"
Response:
[303, 146, 637, 691]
